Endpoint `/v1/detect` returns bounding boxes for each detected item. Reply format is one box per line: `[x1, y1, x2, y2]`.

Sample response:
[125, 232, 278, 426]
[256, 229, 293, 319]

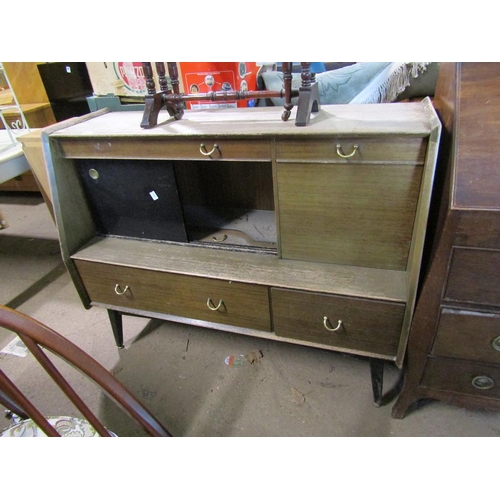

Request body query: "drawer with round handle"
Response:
[421, 357, 500, 399]
[431, 308, 500, 364]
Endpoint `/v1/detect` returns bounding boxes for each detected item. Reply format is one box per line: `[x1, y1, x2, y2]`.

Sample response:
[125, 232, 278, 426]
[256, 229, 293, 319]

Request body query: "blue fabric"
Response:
[260, 62, 391, 105]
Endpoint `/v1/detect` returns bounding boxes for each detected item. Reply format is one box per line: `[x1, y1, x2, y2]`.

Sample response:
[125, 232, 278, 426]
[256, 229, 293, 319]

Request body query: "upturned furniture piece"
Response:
[392, 63, 500, 418]
[0, 305, 170, 436]
[42, 101, 440, 406]
[140, 62, 320, 128]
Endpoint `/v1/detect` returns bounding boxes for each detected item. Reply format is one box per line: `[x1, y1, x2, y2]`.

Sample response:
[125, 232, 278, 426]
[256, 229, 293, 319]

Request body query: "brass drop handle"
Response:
[207, 298, 224, 311]
[114, 284, 130, 295]
[323, 316, 343, 332]
[472, 375, 494, 390]
[199, 143, 220, 156]
[212, 234, 228, 242]
[492, 336, 500, 351]
[336, 143, 358, 158]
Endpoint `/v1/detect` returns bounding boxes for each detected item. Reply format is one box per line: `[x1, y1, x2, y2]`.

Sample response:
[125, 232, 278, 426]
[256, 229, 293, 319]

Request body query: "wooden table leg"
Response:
[107, 309, 124, 348]
[140, 62, 165, 129]
[370, 358, 385, 407]
[295, 62, 321, 127]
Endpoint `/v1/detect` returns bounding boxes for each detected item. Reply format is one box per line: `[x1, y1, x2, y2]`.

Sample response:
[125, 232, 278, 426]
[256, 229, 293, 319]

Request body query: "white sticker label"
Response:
[149, 190, 159, 201]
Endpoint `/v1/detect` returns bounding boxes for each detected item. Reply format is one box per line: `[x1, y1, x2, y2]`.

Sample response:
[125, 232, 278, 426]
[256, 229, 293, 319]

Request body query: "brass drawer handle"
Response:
[114, 284, 130, 295]
[212, 234, 228, 242]
[336, 143, 358, 158]
[492, 336, 500, 351]
[207, 298, 224, 311]
[199, 143, 220, 156]
[471, 375, 494, 390]
[323, 317, 343, 332]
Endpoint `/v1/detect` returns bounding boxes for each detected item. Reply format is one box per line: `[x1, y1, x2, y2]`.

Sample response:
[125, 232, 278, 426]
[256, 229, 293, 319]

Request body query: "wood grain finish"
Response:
[2, 63, 51, 104]
[73, 236, 408, 303]
[43, 101, 441, 392]
[277, 162, 422, 269]
[392, 63, 500, 418]
[444, 248, 500, 306]
[276, 137, 428, 164]
[272, 288, 405, 357]
[75, 260, 272, 332]
[174, 161, 274, 211]
[49, 104, 434, 138]
[57, 137, 272, 161]
[0, 104, 56, 129]
[432, 308, 500, 364]
[16, 129, 55, 220]
[454, 63, 500, 209]
[421, 357, 500, 399]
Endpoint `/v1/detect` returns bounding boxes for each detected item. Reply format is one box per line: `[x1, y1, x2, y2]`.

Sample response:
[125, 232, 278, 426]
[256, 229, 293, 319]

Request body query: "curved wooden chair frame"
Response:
[0, 305, 171, 437]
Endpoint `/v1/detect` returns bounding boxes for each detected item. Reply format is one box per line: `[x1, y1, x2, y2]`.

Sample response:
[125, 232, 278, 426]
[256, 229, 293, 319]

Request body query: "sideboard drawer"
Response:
[74, 260, 271, 331]
[275, 136, 427, 163]
[59, 137, 272, 161]
[421, 357, 500, 399]
[431, 308, 500, 364]
[271, 288, 405, 357]
[445, 248, 500, 306]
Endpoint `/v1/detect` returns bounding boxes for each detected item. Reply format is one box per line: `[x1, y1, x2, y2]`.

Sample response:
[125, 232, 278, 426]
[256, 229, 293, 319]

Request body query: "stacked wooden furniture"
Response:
[42, 101, 440, 405]
[392, 63, 500, 418]
[0, 62, 56, 192]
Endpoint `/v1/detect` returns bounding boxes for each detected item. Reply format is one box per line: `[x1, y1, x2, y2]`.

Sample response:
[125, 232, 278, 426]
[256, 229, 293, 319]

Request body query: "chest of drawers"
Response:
[392, 63, 500, 417]
[42, 102, 440, 406]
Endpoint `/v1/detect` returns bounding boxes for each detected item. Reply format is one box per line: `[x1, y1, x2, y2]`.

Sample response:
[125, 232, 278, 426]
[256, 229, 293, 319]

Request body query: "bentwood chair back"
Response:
[0, 305, 171, 437]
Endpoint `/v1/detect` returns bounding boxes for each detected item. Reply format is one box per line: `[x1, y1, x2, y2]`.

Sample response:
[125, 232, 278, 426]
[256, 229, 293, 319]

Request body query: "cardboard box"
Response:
[86, 62, 181, 98]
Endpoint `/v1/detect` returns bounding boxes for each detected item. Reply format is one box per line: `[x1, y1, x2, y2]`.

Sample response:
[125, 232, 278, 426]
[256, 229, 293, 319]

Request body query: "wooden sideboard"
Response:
[392, 63, 500, 418]
[42, 102, 440, 405]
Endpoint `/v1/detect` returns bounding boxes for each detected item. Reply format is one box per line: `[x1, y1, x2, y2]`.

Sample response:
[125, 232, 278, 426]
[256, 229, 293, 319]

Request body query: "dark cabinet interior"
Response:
[76, 159, 187, 242]
[76, 158, 277, 252]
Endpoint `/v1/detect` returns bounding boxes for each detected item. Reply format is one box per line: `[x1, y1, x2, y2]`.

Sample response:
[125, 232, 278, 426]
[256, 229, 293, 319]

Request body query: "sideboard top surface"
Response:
[48, 102, 434, 139]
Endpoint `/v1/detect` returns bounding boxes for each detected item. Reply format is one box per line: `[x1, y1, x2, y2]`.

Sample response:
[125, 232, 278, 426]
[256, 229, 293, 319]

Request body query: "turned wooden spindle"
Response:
[142, 62, 156, 95]
[300, 62, 312, 88]
[155, 62, 169, 92]
[282, 62, 294, 121]
[295, 62, 320, 127]
[167, 62, 181, 95]
[140, 61, 315, 128]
